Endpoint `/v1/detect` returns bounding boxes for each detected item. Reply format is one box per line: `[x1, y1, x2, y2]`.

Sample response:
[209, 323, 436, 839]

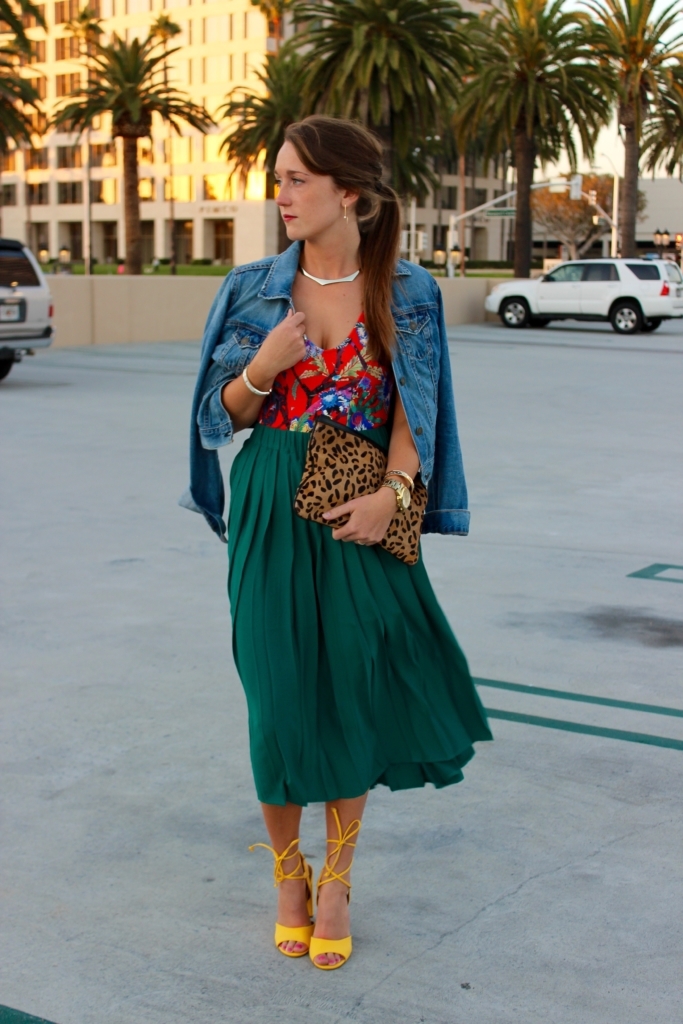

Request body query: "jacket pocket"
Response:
[394, 310, 433, 357]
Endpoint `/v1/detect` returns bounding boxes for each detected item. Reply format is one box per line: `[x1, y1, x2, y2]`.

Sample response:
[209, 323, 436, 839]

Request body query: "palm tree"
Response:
[0, 43, 42, 235]
[289, 0, 470, 194]
[65, 6, 103, 274]
[641, 66, 683, 176]
[53, 33, 214, 275]
[150, 14, 181, 274]
[455, 0, 613, 277]
[219, 49, 305, 251]
[0, 0, 46, 55]
[587, 0, 683, 257]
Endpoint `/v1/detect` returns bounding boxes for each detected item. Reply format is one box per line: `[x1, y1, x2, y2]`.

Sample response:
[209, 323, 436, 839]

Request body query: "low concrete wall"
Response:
[48, 273, 500, 347]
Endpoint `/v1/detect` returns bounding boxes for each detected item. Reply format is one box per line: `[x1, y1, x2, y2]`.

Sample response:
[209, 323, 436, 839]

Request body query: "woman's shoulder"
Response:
[394, 260, 440, 305]
[230, 254, 279, 278]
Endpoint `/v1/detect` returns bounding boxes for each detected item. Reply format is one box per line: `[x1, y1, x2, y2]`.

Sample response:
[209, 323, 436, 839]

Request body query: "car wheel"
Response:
[531, 318, 551, 328]
[641, 318, 662, 333]
[0, 358, 13, 381]
[610, 301, 642, 334]
[500, 297, 530, 328]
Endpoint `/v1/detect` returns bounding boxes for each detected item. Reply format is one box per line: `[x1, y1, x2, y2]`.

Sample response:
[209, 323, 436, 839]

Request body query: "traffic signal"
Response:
[588, 189, 598, 206]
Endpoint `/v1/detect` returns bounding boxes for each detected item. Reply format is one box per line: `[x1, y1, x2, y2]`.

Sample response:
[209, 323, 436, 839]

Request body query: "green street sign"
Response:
[486, 208, 516, 217]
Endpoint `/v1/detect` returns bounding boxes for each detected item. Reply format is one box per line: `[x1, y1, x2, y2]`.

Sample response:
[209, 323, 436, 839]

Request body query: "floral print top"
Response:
[258, 314, 393, 432]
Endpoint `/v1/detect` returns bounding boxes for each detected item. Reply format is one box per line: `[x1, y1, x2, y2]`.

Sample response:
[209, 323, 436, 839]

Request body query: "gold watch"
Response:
[382, 478, 411, 512]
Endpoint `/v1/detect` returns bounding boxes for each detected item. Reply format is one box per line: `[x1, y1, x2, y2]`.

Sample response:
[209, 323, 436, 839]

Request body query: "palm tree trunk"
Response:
[621, 109, 639, 257]
[122, 135, 142, 275]
[514, 127, 535, 278]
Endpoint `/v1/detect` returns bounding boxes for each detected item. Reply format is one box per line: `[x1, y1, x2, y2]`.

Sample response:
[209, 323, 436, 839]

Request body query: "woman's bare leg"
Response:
[313, 793, 369, 966]
[260, 801, 309, 954]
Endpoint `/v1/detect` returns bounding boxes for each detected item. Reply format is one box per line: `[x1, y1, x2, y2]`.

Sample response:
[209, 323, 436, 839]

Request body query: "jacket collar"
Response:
[258, 240, 412, 300]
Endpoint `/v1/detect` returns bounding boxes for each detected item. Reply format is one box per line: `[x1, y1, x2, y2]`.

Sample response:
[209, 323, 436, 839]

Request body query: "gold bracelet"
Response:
[384, 469, 414, 491]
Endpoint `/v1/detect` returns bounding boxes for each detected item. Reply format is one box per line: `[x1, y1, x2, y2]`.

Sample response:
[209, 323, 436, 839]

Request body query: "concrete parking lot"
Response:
[1, 320, 682, 1024]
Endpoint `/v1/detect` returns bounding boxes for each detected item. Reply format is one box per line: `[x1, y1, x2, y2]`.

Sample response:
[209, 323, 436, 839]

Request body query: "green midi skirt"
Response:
[228, 424, 492, 807]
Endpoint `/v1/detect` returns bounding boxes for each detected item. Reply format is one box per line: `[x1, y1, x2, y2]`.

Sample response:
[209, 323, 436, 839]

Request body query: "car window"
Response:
[0, 249, 40, 287]
[626, 263, 660, 280]
[545, 263, 585, 283]
[664, 262, 682, 283]
[582, 263, 619, 282]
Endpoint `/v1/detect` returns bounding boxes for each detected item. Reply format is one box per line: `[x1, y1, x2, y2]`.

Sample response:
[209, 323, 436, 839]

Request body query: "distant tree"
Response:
[531, 176, 615, 258]
[455, 0, 613, 277]
[53, 33, 213, 275]
[250, 0, 293, 52]
[587, 0, 683, 256]
[290, 0, 470, 196]
[219, 50, 304, 250]
[0, 42, 43, 234]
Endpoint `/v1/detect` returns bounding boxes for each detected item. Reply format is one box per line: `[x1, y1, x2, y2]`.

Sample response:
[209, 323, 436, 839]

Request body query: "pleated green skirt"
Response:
[228, 423, 492, 807]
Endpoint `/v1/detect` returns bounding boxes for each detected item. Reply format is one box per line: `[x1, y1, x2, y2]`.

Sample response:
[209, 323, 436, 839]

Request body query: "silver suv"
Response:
[0, 238, 53, 381]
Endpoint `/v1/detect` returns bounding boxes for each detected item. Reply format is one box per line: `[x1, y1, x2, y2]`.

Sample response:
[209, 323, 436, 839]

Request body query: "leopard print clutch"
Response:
[293, 417, 428, 565]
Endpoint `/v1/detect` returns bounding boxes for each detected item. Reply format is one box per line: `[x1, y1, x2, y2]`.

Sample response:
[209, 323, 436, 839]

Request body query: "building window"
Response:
[164, 137, 191, 164]
[22, 39, 46, 63]
[465, 187, 488, 210]
[90, 143, 117, 168]
[204, 14, 229, 42]
[102, 221, 118, 262]
[32, 75, 47, 99]
[138, 178, 155, 201]
[138, 139, 154, 165]
[27, 182, 50, 204]
[172, 220, 193, 264]
[56, 72, 80, 97]
[55, 36, 80, 60]
[2, 151, 15, 172]
[204, 54, 228, 84]
[26, 110, 47, 133]
[57, 145, 82, 168]
[54, 0, 79, 25]
[164, 176, 193, 202]
[90, 179, 117, 204]
[203, 174, 233, 201]
[436, 186, 457, 210]
[26, 147, 49, 169]
[214, 219, 233, 264]
[1, 183, 17, 206]
[65, 221, 83, 260]
[58, 181, 83, 204]
[141, 220, 154, 264]
[21, 4, 45, 28]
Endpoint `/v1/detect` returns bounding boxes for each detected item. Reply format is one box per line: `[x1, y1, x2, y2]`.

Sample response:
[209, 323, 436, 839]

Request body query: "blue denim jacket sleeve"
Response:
[421, 283, 470, 536]
[178, 271, 239, 540]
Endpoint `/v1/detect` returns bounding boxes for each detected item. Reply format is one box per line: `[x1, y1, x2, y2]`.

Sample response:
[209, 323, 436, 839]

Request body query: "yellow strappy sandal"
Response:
[309, 808, 361, 971]
[249, 837, 314, 958]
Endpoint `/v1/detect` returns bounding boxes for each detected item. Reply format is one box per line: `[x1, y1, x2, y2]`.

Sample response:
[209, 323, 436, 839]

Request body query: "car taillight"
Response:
[661, 281, 670, 296]
[48, 303, 54, 318]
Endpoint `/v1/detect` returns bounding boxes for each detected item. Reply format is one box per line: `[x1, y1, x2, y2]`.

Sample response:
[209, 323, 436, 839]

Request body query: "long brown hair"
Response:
[284, 116, 401, 364]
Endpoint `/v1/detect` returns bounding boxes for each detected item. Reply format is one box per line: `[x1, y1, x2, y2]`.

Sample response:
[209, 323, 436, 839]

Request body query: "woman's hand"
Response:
[248, 309, 307, 390]
[323, 487, 397, 545]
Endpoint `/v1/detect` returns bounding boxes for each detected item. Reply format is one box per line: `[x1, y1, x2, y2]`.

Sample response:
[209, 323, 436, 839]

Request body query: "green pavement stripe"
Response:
[474, 677, 683, 719]
[627, 563, 683, 584]
[0, 1009, 59, 1024]
[486, 709, 683, 750]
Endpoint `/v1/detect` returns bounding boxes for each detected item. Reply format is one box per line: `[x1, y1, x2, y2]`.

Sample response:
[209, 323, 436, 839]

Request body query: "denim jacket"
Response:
[181, 240, 470, 541]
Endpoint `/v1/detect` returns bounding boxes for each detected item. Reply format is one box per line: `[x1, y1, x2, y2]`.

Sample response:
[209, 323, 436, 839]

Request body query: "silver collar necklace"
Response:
[299, 265, 360, 286]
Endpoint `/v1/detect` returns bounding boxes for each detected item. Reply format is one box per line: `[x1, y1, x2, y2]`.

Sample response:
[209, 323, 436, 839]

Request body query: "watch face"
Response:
[400, 486, 411, 510]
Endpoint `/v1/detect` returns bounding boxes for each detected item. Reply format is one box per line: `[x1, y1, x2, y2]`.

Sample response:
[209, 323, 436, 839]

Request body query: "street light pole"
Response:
[600, 152, 620, 257]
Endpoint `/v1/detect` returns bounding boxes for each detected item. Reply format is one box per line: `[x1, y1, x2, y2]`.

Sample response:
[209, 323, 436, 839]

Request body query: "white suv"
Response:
[485, 258, 683, 334]
[0, 238, 53, 381]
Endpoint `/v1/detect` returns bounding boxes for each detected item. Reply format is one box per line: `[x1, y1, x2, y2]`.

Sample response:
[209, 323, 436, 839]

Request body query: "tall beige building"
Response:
[1, 0, 279, 265]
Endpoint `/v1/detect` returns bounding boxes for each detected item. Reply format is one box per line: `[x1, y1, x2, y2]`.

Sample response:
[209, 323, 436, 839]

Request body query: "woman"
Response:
[183, 116, 491, 970]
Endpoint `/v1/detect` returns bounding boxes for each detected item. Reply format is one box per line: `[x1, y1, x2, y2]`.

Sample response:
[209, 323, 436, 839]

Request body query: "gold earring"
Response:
[343, 204, 348, 222]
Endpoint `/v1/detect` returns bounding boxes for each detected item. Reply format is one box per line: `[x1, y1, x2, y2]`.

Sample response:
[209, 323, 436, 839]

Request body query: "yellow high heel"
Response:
[249, 837, 314, 958]
[309, 808, 361, 971]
